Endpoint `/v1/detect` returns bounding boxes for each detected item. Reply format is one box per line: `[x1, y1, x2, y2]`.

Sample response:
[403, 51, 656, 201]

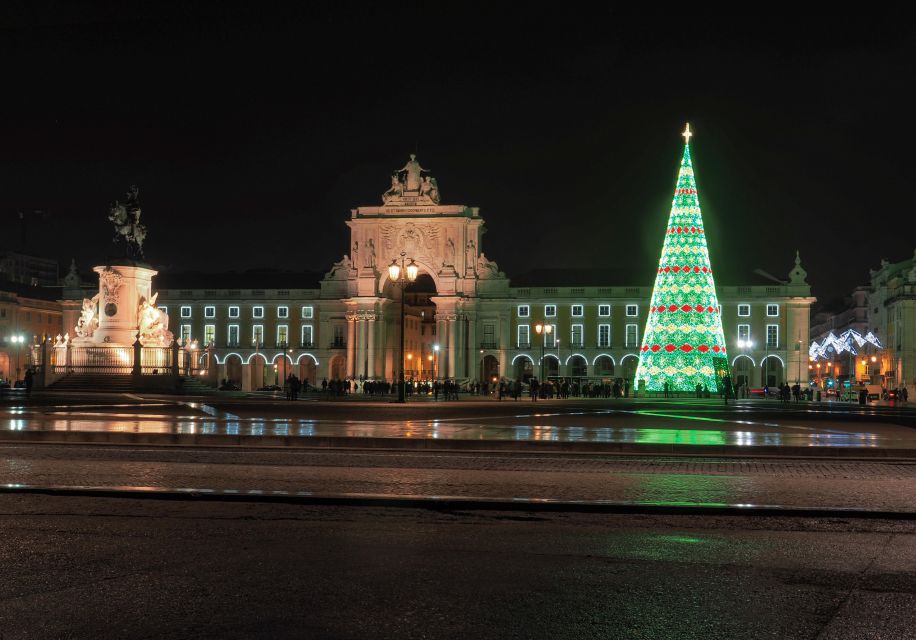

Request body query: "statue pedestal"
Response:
[92, 263, 158, 346]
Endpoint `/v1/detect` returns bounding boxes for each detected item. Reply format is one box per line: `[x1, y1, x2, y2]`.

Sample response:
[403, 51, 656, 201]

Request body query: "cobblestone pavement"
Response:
[3, 445, 914, 511]
[1, 496, 914, 639]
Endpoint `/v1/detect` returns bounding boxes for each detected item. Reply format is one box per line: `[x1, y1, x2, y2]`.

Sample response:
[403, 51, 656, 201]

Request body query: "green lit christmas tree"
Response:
[636, 124, 729, 392]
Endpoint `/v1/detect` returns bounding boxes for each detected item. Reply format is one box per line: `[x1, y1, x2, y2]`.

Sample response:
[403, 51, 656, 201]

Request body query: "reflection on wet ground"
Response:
[2, 402, 913, 449]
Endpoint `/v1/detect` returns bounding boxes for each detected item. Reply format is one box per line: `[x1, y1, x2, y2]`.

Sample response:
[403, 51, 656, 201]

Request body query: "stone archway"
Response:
[249, 353, 268, 390]
[513, 355, 534, 382]
[761, 356, 784, 388]
[481, 354, 499, 384]
[594, 355, 615, 378]
[297, 358, 317, 386]
[329, 354, 346, 381]
[543, 354, 560, 380]
[732, 355, 753, 389]
[225, 354, 243, 385]
[621, 355, 638, 385]
[567, 355, 587, 379]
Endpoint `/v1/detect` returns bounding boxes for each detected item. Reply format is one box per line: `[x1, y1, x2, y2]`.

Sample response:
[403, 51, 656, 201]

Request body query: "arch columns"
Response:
[367, 316, 376, 379]
[345, 313, 356, 378]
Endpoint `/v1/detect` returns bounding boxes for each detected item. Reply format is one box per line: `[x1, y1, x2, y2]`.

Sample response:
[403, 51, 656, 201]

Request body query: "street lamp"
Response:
[433, 344, 440, 381]
[388, 251, 419, 403]
[534, 322, 553, 383]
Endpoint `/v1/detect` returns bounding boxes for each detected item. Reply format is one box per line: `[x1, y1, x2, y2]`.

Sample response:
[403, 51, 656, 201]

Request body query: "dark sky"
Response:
[2, 5, 914, 306]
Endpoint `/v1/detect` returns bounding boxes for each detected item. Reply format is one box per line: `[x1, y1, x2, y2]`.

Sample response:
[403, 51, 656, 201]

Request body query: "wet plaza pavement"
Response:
[1, 395, 915, 453]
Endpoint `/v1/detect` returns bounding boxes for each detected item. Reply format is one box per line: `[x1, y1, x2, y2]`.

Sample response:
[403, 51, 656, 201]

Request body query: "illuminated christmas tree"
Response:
[636, 124, 729, 393]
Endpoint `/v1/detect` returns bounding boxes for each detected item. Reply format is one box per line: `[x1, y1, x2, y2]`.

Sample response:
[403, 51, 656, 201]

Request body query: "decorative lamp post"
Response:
[388, 251, 419, 403]
[534, 322, 552, 383]
[11, 335, 25, 382]
[433, 344, 440, 381]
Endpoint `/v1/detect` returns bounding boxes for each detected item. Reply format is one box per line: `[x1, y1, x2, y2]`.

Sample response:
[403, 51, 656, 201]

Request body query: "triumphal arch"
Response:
[319, 155, 510, 382]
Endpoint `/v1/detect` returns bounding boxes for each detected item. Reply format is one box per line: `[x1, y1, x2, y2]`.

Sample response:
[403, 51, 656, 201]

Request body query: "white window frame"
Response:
[766, 324, 779, 348]
[158, 306, 168, 316]
[252, 306, 264, 319]
[204, 306, 215, 319]
[737, 304, 751, 317]
[571, 304, 584, 317]
[301, 324, 313, 347]
[517, 324, 530, 347]
[570, 323, 583, 346]
[625, 323, 638, 347]
[738, 324, 750, 342]
[598, 304, 611, 317]
[544, 324, 557, 348]
[277, 306, 289, 319]
[180, 306, 192, 319]
[544, 304, 557, 318]
[252, 324, 264, 345]
[228, 306, 240, 319]
[625, 304, 638, 317]
[277, 324, 289, 346]
[301, 306, 314, 319]
[180, 324, 192, 343]
[204, 324, 215, 346]
[598, 324, 611, 348]
[228, 324, 240, 346]
[517, 304, 530, 318]
[766, 304, 779, 317]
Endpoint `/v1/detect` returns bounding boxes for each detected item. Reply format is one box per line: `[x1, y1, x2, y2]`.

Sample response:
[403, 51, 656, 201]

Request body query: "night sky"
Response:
[2, 5, 914, 306]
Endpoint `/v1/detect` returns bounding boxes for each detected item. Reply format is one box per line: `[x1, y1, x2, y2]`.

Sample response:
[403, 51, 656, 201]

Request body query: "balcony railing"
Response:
[569, 341, 584, 348]
[517, 342, 531, 349]
[480, 341, 498, 350]
[329, 340, 346, 349]
[299, 341, 314, 349]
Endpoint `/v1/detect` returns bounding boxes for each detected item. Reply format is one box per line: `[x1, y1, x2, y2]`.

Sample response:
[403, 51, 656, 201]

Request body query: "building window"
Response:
[204, 306, 215, 319]
[517, 324, 530, 348]
[598, 324, 611, 348]
[766, 325, 778, 348]
[544, 324, 557, 348]
[180, 324, 192, 344]
[625, 304, 638, 317]
[228, 306, 239, 319]
[228, 324, 239, 346]
[301, 325, 313, 347]
[517, 305, 530, 318]
[253, 306, 264, 319]
[571, 305, 583, 317]
[766, 304, 779, 317]
[158, 306, 167, 317]
[332, 325, 345, 347]
[738, 304, 750, 317]
[482, 323, 495, 348]
[180, 306, 191, 318]
[277, 324, 289, 346]
[571, 324, 583, 347]
[252, 324, 264, 345]
[302, 306, 314, 319]
[738, 324, 750, 343]
[544, 305, 557, 317]
[204, 324, 215, 346]
[625, 324, 638, 347]
[277, 306, 289, 319]
[598, 304, 610, 317]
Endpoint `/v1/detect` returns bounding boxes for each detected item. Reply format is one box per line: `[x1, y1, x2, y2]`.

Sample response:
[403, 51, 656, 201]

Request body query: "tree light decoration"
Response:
[809, 329, 881, 361]
[636, 124, 728, 392]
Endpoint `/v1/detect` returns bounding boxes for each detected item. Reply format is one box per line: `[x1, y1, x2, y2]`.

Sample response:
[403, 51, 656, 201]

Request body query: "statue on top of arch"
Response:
[382, 154, 441, 205]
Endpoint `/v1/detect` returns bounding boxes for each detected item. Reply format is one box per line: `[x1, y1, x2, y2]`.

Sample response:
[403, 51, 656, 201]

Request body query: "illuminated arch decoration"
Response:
[620, 353, 639, 364]
[809, 329, 881, 361]
[636, 124, 728, 392]
[565, 353, 588, 366]
[246, 352, 269, 365]
[270, 353, 294, 364]
[295, 353, 319, 365]
[731, 354, 756, 367]
[592, 353, 616, 366]
[215, 352, 244, 365]
[511, 354, 534, 365]
[541, 353, 560, 364]
[760, 354, 785, 367]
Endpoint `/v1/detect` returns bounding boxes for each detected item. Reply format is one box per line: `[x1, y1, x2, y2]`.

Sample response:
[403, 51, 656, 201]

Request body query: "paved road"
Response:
[0, 495, 913, 639]
[3, 445, 914, 511]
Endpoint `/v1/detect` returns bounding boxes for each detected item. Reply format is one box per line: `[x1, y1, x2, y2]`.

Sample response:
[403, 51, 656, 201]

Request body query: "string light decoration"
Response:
[809, 329, 881, 361]
[636, 124, 729, 392]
